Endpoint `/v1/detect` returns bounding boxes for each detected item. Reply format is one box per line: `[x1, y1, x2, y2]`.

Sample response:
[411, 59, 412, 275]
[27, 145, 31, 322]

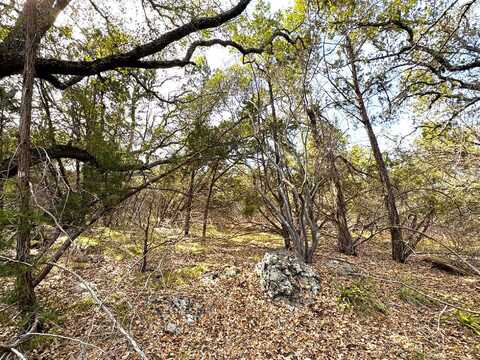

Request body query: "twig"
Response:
[437, 305, 449, 332]
[325, 256, 480, 315]
[0, 314, 39, 357]
[28, 333, 107, 355]
[399, 226, 480, 277]
[9, 348, 26, 360]
[51, 263, 149, 360]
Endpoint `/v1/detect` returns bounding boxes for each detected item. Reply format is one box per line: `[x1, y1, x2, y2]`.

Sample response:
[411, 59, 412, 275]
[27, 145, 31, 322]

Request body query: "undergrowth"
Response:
[337, 279, 388, 314]
[454, 310, 480, 336]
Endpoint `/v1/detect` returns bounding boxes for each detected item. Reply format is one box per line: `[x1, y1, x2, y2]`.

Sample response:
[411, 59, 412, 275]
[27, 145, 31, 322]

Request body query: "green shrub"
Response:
[399, 286, 435, 307]
[454, 310, 480, 336]
[113, 301, 131, 327]
[338, 280, 388, 314]
[154, 263, 209, 288]
[0, 261, 18, 278]
[409, 350, 428, 360]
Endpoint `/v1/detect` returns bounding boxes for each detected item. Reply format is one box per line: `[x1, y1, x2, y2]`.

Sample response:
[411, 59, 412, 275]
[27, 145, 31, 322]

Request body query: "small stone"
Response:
[73, 282, 89, 294]
[171, 297, 190, 313]
[325, 259, 357, 276]
[169, 296, 202, 323]
[224, 266, 241, 277]
[164, 322, 181, 335]
[202, 271, 220, 285]
[185, 314, 196, 324]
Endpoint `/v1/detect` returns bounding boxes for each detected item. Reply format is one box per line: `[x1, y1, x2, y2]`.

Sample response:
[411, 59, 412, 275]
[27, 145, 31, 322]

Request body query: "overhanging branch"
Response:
[0, 144, 179, 178]
[0, 0, 253, 86]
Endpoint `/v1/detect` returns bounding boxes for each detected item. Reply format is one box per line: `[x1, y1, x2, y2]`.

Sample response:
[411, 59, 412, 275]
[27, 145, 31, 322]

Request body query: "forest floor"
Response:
[1, 225, 479, 359]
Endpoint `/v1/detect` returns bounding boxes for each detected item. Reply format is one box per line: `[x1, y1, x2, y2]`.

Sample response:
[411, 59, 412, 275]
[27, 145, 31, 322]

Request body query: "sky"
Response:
[205, 0, 294, 69]
[54, 0, 415, 151]
[203, 0, 416, 151]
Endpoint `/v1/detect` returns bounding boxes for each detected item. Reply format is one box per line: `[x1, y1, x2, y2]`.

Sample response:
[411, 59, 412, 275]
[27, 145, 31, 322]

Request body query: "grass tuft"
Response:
[338, 279, 388, 314]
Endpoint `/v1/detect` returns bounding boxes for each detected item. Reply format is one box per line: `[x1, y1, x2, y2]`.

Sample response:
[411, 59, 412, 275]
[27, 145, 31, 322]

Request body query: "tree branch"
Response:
[0, 0, 253, 85]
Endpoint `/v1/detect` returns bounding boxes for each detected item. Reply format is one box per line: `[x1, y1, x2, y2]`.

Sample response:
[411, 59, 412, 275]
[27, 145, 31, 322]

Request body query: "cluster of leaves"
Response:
[454, 311, 480, 336]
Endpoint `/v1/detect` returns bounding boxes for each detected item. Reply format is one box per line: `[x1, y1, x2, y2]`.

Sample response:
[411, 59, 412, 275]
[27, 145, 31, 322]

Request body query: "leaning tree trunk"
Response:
[362, 119, 405, 262]
[183, 168, 196, 237]
[16, 0, 39, 313]
[345, 37, 407, 263]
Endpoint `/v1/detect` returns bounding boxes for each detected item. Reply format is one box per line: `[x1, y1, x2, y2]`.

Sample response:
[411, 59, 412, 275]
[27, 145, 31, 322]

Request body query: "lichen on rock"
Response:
[255, 251, 320, 303]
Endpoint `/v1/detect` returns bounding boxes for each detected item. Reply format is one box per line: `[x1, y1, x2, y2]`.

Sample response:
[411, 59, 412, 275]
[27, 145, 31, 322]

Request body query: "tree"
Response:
[15, 0, 41, 314]
[1, 0, 259, 313]
[307, 108, 356, 256]
[344, 36, 407, 262]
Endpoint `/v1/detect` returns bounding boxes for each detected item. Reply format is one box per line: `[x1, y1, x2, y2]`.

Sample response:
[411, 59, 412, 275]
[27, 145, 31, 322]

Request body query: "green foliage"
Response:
[0, 207, 15, 227]
[113, 301, 131, 327]
[242, 195, 261, 218]
[155, 263, 209, 288]
[72, 297, 96, 313]
[399, 286, 435, 307]
[338, 280, 388, 314]
[409, 350, 428, 360]
[0, 288, 17, 305]
[454, 310, 480, 336]
[0, 261, 17, 278]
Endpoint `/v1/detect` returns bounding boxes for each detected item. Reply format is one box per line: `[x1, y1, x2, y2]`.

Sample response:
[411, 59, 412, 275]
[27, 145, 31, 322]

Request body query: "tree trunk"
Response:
[0, 178, 4, 211]
[363, 119, 405, 262]
[201, 161, 219, 240]
[140, 228, 149, 273]
[140, 204, 152, 272]
[183, 168, 196, 237]
[16, 0, 38, 313]
[345, 37, 407, 262]
[329, 151, 356, 255]
[307, 109, 355, 256]
[266, 78, 294, 252]
[0, 105, 4, 210]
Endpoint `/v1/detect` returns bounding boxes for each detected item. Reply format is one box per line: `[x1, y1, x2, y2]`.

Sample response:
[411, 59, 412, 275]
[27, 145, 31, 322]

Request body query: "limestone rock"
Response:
[201, 265, 241, 284]
[255, 251, 320, 302]
[164, 322, 181, 335]
[223, 265, 241, 277]
[170, 296, 202, 324]
[325, 259, 358, 276]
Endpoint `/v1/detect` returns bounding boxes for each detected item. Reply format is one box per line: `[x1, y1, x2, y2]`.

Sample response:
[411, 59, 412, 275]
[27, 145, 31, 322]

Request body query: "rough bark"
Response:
[307, 109, 355, 256]
[266, 78, 293, 251]
[345, 37, 407, 262]
[140, 205, 152, 273]
[15, 0, 39, 313]
[0, 0, 253, 87]
[0, 144, 185, 179]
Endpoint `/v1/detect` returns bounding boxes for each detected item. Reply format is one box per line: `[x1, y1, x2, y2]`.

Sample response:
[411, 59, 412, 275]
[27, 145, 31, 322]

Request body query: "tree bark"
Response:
[0, 0, 252, 83]
[16, 0, 39, 313]
[0, 104, 4, 210]
[201, 161, 219, 240]
[140, 210, 151, 273]
[345, 37, 407, 262]
[183, 167, 196, 237]
[266, 78, 293, 251]
[307, 109, 355, 255]
[329, 153, 355, 255]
